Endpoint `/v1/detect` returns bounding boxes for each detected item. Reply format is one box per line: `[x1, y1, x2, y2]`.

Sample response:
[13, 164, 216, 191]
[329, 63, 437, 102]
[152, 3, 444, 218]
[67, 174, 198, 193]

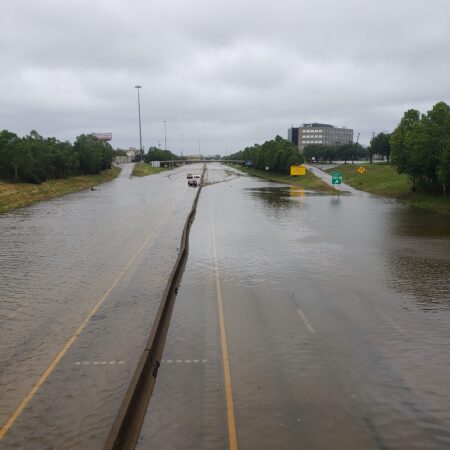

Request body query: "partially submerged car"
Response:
[188, 174, 201, 187]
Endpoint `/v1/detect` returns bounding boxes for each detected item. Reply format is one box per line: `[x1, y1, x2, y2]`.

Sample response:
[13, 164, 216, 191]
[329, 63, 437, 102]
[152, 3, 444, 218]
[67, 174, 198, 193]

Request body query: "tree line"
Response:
[0, 130, 114, 184]
[225, 136, 304, 174]
[390, 101, 450, 194]
[302, 142, 368, 164]
[144, 147, 180, 162]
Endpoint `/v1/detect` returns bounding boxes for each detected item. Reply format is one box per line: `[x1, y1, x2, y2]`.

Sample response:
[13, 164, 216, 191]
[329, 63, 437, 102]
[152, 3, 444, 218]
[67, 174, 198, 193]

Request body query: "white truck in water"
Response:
[188, 174, 201, 187]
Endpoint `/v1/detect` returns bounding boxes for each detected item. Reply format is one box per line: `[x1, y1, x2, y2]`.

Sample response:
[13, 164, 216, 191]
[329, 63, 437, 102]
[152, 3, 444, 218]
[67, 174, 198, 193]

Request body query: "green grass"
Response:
[132, 163, 171, 177]
[326, 163, 410, 197]
[229, 164, 336, 193]
[326, 163, 450, 214]
[0, 167, 120, 214]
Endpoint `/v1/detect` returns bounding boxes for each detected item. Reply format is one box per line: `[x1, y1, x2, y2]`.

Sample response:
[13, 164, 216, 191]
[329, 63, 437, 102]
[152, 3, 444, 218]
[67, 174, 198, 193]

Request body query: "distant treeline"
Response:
[0, 130, 114, 184]
[390, 101, 450, 194]
[144, 147, 180, 162]
[303, 143, 368, 164]
[225, 136, 304, 174]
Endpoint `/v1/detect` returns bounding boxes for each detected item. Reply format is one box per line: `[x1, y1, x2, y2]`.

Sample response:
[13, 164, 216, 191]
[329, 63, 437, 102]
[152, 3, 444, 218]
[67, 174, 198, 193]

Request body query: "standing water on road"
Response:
[0, 164, 200, 449]
[139, 163, 450, 450]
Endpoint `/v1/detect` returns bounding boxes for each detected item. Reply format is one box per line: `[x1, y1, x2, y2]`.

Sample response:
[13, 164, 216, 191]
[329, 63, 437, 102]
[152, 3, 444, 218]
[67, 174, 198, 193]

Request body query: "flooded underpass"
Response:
[138, 164, 450, 450]
[1, 162, 450, 449]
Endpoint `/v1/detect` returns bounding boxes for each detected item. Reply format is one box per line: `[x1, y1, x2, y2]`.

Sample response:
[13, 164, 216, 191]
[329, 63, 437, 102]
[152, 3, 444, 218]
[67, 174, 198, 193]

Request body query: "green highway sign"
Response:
[331, 171, 342, 185]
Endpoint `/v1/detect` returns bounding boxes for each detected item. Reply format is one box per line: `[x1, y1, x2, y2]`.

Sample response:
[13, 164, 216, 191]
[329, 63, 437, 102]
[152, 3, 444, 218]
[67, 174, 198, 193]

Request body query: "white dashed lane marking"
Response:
[74, 361, 125, 366]
[73, 359, 208, 367]
[163, 359, 208, 364]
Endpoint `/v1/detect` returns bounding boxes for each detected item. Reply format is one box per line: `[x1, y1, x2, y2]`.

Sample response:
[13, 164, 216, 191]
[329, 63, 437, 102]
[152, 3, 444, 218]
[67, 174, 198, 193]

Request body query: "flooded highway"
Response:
[1, 162, 450, 449]
[138, 164, 450, 450]
[0, 164, 201, 448]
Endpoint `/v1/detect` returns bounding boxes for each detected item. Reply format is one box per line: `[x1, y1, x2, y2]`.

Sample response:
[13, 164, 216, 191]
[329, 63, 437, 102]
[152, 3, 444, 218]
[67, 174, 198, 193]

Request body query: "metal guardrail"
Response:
[103, 164, 207, 450]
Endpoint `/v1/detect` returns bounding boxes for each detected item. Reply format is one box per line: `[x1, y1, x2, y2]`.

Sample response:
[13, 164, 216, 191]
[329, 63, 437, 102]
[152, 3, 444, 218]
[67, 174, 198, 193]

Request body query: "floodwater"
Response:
[0, 164, 201, 449]
[139, 163, 450, 450]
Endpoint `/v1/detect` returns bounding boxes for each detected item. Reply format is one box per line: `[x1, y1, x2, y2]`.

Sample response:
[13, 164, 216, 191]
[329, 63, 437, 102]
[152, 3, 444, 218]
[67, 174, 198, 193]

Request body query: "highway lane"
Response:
[138, 163, 450, 450]
[0, 163, 202, 448]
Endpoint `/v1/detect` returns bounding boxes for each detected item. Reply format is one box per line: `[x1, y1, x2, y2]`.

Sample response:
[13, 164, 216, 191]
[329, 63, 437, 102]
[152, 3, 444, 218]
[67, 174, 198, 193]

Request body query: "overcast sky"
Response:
[1, 0, 449, 155]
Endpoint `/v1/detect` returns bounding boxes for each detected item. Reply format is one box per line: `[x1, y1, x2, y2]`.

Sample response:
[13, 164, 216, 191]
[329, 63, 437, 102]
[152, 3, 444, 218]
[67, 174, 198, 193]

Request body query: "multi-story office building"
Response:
[287, 127, 299, 146]
[288, 123, 353, 151]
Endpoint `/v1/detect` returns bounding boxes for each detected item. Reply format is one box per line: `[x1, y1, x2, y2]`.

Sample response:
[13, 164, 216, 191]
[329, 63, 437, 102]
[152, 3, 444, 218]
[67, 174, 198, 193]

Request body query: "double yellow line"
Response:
[0, 202, 177, 440]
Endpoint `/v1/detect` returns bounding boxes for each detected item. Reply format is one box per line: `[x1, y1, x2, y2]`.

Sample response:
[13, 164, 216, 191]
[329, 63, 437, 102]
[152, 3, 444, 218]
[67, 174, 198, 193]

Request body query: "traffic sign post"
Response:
[331, 172, 342, 185]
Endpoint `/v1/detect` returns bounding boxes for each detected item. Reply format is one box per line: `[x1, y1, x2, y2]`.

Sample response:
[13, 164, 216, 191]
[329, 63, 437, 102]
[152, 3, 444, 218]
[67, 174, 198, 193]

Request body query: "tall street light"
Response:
[135, 85, 143, 159]
[163, 120, 167, 150]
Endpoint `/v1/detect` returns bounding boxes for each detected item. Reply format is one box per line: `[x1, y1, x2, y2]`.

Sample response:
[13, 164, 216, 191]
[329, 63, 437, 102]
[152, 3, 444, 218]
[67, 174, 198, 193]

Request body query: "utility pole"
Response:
[352, 132, 360, 164]
[181, 133, 184, 157]
[163, 120, 167, 150]
[135, 85, 143, 160]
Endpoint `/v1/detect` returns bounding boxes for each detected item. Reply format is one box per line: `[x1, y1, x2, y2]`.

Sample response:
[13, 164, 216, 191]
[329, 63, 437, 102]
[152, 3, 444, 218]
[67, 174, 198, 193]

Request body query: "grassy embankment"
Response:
[326, 163, 450, 214]
[132, 163, 171, 177]
[0, 167, 120, 214]
[229, 164, 336, 194]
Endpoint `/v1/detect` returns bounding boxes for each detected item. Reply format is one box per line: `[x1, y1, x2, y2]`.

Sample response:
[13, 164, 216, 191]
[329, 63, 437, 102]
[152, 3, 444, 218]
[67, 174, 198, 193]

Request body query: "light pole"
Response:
[163, 120, 167, 150]
[181, 133, 184, 157]
[135, 85, 143, 160]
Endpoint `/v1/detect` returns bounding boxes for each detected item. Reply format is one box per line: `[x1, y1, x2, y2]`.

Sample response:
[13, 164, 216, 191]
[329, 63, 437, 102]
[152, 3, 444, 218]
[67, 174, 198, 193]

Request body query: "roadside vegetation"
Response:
[0, 130, 114, 184]
[326, 164, 409, 196]
[0, 129, 119, 213]
[303, 142, 368, 164]
[0, 167, 120, 214]
[145, 147, 180, 163]
[132, 163, 170, 177]
[224, 136, 334, 192]
[225, 136, 304, 174]
[390, 102, 450, 196]
[312, 101, 450, 214]
[231, 164, 336, 193]
[327, 163, 450, 214]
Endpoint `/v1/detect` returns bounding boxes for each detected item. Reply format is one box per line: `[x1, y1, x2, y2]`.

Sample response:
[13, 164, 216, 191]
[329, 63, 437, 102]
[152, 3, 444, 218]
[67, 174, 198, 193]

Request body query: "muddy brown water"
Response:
[1, 163, 450, 449]
[139, 164, 450, 450]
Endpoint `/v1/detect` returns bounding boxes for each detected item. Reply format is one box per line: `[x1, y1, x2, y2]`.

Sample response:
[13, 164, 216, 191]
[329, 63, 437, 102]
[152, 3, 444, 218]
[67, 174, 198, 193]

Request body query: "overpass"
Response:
[157, 159, 244, 166]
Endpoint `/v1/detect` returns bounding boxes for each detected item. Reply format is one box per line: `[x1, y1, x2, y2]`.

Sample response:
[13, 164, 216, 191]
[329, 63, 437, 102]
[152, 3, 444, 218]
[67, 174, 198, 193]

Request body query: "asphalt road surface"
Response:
[1, 162, 449, 449]
[137, 163, 450, 450]
[0, 164, 202, 449]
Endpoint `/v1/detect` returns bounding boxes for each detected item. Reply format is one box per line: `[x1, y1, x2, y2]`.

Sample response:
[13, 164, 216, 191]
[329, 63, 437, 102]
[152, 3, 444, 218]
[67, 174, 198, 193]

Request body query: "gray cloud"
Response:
[1, 0, 449, 154]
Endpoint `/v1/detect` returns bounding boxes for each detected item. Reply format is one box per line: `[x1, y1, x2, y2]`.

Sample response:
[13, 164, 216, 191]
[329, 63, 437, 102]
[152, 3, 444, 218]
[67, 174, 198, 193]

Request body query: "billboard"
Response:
[92, 133, 112, 141]
[290, 165, 306, 176]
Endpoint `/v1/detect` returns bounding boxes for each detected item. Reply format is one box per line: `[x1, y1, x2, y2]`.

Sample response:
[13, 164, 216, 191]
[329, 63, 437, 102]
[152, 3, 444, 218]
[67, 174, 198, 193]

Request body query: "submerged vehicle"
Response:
[188, 174, 201, 187]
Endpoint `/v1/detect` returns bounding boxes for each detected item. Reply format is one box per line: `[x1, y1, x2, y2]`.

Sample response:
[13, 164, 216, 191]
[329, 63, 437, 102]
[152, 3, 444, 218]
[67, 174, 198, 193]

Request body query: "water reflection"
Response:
[388, 254, 450, 310]
[388, 207, 450, 237]
[245, 186, 324, 210]
[289, 186, 305, 197]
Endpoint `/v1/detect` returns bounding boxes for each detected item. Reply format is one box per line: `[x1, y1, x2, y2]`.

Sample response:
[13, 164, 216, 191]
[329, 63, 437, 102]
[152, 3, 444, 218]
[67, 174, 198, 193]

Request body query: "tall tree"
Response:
[390, 109, 421, 191]
[370, 132, 391, 162]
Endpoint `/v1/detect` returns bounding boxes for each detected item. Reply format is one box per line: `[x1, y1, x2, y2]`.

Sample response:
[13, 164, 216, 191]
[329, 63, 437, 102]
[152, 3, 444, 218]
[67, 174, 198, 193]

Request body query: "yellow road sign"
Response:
[357, 166, 366, 174]
[290, 165, 306, 176]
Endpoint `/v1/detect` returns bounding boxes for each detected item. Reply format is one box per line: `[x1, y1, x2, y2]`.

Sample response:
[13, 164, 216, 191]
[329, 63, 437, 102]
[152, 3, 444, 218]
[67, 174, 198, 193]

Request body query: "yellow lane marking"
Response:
[211, 222, 238, 450]
[0, 202, 177, 440]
